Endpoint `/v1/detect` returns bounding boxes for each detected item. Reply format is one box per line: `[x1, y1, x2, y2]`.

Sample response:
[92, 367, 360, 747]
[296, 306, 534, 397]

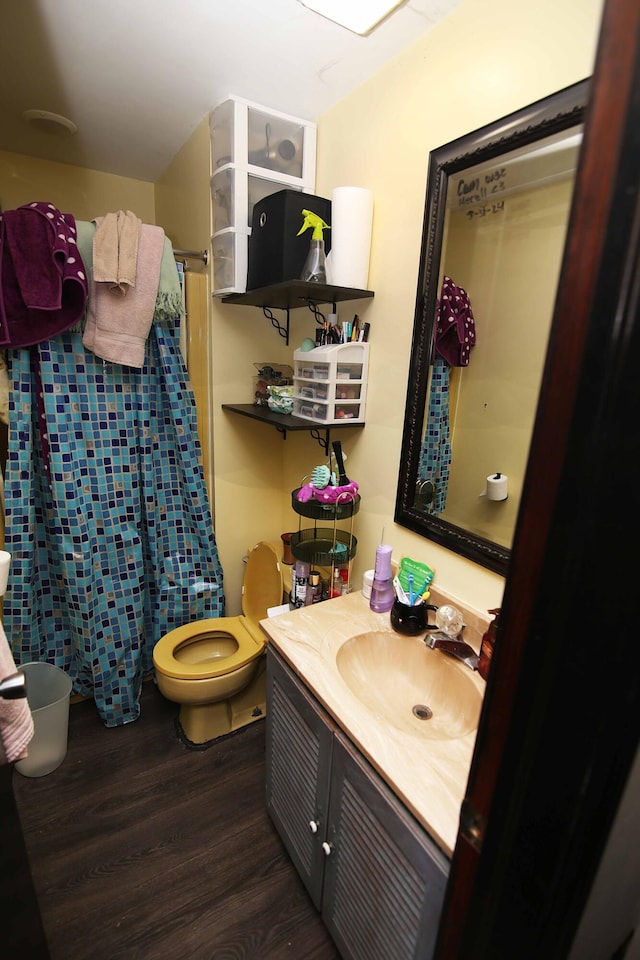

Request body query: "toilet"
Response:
[153, 541, 283, 744]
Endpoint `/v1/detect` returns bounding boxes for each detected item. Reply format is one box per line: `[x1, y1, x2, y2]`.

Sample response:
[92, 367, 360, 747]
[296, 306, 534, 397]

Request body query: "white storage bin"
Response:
[212, 229, 249, 296]
[210, 96, 317, 295]
[211, 167, 234, 233]
[293, 343, 369, 425]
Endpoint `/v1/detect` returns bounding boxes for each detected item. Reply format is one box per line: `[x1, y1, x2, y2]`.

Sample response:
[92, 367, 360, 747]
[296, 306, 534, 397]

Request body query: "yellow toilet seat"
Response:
[153, 616, 265, 679]
[153, 541, 283, 681]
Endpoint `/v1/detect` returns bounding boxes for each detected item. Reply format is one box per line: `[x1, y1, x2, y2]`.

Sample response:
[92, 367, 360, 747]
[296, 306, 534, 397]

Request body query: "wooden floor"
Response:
[13, 682, 341, 960]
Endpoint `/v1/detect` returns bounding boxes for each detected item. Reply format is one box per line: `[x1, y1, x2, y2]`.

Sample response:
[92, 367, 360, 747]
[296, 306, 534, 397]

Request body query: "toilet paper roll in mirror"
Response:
[486, 473, 508, 501]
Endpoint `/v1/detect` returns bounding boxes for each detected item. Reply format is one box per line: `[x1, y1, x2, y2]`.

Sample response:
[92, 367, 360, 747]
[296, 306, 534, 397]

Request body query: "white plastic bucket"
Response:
[15, 661, 73, 777]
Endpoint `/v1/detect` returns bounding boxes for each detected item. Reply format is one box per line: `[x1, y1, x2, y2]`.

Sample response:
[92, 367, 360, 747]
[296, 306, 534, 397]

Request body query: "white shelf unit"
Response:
[210, 96, 317, 295]
[293, 343, 369, 425]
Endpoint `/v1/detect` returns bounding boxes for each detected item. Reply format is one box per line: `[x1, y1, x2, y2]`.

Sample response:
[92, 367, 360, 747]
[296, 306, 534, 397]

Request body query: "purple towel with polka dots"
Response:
[0, 201, 88, 347]
[435, 275, 476, 367]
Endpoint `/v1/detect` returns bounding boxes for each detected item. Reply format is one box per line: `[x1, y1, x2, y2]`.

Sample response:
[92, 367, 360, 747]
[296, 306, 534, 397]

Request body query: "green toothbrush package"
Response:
[397, 557, 435, 599]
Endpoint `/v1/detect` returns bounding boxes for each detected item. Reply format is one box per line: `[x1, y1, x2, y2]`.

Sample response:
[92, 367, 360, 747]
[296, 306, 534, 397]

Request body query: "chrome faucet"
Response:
[424, 632, 479, 671]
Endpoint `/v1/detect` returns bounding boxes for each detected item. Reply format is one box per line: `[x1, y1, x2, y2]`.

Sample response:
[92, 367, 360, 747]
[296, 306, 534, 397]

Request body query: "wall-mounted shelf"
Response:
[222, 403, 364, 454]
[221, 281, 374, 344]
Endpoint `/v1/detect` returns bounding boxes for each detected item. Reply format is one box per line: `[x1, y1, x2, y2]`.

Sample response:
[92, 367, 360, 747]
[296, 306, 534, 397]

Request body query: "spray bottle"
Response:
[297, 209, 330, 283]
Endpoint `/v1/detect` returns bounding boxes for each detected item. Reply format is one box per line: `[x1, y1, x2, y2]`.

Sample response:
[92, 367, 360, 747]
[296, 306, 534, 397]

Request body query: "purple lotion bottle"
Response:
[369, 544, 395, 613]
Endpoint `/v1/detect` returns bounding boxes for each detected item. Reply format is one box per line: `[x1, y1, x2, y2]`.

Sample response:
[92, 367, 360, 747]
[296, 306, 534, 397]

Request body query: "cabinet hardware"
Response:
[321, 841, 332, 857]
[309, 820, 319, 834]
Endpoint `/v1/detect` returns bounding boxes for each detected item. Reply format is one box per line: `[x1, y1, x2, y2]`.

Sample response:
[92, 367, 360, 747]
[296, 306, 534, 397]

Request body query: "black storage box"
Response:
[247, 189, 332, 290]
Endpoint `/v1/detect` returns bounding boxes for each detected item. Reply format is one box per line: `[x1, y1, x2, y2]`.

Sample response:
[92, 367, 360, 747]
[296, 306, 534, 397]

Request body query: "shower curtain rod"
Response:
[172, 248, 209, 265]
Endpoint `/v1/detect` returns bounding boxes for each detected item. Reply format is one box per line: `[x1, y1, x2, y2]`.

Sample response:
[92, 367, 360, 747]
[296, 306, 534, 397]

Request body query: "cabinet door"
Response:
[323, 733, 449, 960]
[265, 648, 335, 910]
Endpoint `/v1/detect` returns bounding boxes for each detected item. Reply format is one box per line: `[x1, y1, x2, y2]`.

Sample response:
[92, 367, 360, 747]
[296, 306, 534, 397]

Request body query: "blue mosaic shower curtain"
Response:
[418, 354, 452, 516]
[4, 320, 225, 727]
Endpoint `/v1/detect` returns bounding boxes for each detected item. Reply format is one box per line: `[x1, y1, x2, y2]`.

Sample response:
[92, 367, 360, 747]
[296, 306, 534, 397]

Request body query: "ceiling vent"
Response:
[22, 109, 78, 136]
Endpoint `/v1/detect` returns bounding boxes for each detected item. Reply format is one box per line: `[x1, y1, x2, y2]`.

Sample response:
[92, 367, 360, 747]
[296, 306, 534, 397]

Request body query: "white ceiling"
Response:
[0, 0, 460, 183]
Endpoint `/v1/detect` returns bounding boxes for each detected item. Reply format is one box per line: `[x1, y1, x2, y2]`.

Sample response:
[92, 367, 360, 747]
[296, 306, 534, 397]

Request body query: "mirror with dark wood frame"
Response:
[394, 79, 589, 575]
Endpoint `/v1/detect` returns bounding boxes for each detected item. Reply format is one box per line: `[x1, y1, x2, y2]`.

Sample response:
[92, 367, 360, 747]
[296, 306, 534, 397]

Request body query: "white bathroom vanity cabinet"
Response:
[266, 647, 449, 960]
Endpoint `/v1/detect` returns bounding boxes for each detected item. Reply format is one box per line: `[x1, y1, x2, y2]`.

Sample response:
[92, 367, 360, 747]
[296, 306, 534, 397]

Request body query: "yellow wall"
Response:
[441, 177, 573, 545]
[0, 150, 155, 222]
[310, 0, 604, 614]
[155, 119, 214, 505]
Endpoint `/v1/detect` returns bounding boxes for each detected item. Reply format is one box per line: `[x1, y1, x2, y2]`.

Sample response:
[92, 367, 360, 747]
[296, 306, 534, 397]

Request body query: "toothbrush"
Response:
[415, 578, 429, 599]
[408, 573, 414, 606]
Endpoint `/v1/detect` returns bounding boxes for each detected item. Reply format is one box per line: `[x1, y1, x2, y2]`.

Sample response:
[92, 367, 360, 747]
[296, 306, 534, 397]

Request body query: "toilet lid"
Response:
[242, 541, 283, 623]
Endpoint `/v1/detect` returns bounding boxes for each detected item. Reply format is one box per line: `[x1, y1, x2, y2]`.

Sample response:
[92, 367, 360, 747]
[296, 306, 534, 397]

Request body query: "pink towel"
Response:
[0, 622, 33, 765]
[83, 224, 165, 368]
[93, 210, 141, 295]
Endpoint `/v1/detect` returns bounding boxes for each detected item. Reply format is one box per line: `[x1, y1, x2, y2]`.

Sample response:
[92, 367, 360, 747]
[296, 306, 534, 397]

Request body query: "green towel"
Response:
[155, 236, 185, 323]
[76, 221, 184, 327]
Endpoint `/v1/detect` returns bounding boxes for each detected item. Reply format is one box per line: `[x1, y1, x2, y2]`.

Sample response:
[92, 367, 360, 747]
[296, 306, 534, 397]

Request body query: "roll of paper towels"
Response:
[329, 187, 374, 289]
[486, 473, 508, 501]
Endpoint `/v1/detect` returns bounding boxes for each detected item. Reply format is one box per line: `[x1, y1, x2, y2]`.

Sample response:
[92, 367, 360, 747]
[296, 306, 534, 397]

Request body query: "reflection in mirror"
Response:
[395, 81, 589, 575]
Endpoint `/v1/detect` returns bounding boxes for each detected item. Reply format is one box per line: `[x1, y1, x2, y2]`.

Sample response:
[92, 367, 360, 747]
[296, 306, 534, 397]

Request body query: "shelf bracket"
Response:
[310, 428, 330, 455]
[263, 423, 328, 451]
[306, 301, 327, 326]
[262, 306, 290, 345]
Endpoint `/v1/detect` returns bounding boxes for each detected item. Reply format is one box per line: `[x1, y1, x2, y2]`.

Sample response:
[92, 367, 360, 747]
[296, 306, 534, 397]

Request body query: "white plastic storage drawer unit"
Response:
[293, 343, 369, 425]
[210, 96, 317, 295]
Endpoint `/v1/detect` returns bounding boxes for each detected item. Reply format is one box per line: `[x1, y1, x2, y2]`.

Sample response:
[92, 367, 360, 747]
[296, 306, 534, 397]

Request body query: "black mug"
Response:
[390, 600, 438, 636]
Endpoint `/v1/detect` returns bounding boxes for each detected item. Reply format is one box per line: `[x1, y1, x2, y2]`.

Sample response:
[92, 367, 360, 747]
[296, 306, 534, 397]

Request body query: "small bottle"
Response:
[304, 571, 321, 605]
[340, 567, 351, 595]
[330, 567, 342, 599]
[369, 544, 395, 613]
[478, 608, 500, 680]
[293, 560, 310, 608]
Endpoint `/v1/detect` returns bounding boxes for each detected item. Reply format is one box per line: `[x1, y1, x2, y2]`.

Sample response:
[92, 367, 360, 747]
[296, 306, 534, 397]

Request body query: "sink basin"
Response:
[336, 631, 482, 741]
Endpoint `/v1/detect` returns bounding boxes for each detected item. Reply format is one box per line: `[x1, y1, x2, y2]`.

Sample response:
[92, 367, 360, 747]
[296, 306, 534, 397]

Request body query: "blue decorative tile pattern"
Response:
[4, 319, 224, 727]
[419, 355, 452, 516]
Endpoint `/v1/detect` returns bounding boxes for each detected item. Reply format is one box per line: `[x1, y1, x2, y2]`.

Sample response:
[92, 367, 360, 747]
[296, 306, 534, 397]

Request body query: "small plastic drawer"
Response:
[312, 383, 329, 401]
[337, 363, 363, 381]
[293, 399, 329, 422]
[211, 168, 234, 233]
[248, 106, 305, 179]
[210, 99, 235, 171]
[312, 363, 330, 380]
[296, 365, 316, 380]
[294, 381, 329, 401]
[212, 229, 248, 295]
[333, 402, 363, 421]
[295, 382, 315, 399]
[334, 382, 362, 401]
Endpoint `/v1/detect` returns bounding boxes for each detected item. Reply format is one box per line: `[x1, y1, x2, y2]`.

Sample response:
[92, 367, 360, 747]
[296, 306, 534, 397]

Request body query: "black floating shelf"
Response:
[222, 404, 365, 434]
[221, 281, 374, 311]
